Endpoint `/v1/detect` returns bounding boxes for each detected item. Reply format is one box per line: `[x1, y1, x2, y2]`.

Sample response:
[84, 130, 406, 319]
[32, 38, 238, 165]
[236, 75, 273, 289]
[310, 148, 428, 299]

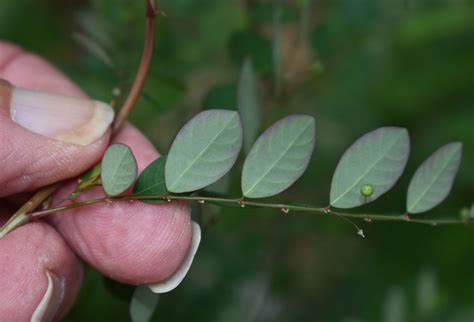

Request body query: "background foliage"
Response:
[1, 0, 473, 321]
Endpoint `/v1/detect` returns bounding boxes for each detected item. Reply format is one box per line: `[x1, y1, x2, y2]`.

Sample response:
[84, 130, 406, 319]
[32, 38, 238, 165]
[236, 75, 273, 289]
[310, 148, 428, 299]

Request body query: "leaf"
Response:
[73, 32, 114, 68]
[229, 30, 273, 76]
[330, 127, 410, 209]
[165, 110, 243, 193]
[78, 164, 102, 190]
[273, 5, 283, 94]
[384, 288, 407, 322]
[416, 270, 437, 318]
[241, 115, 316, 198]
[101, 144, 138, 196]
[238, 57, 261, 153]
[406, 142, 463, 214]
[130, 285, 159, 322]
[202, 84, 237, 110]
[67, 164, 102, 200]
[133, 157, 167, 203]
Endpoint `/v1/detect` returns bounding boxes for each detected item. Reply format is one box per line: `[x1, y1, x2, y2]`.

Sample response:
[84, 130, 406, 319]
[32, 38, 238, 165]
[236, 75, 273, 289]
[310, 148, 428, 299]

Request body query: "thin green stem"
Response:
[24, 193, 472, 228]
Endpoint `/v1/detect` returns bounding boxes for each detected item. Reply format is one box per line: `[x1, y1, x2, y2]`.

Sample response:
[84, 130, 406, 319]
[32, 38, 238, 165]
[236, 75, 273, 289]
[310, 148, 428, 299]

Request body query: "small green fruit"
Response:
[459, 207, 470, 220]
[360, 184, 374, 197]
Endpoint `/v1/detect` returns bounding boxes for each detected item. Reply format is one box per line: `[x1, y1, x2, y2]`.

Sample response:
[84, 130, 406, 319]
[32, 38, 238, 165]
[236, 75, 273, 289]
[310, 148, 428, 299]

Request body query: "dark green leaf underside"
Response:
[133, 156, 168, 204]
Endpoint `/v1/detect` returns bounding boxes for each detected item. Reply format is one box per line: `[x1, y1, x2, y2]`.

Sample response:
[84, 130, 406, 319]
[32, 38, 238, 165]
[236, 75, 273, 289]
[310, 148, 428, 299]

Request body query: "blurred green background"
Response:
[1, 0, 473, 321]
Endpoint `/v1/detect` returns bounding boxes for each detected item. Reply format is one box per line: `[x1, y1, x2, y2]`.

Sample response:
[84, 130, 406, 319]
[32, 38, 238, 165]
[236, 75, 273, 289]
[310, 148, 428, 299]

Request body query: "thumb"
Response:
[0, 79, 113, 197]
[1, 79, 113, 145]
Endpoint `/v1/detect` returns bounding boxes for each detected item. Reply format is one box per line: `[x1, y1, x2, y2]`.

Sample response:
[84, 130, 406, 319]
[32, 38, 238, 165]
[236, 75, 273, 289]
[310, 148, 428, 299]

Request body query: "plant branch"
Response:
[0, 0, 158, 238]
[25, 193, 472, 229]
[112, 0, 157, 133]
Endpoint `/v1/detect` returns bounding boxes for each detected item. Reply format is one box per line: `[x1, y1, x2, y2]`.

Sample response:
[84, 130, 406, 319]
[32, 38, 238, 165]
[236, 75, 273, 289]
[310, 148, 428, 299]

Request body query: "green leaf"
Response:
[67, 164, 102, 200]
[241, 115, 316, 198]
[129, 285, 159, 322]
[416, 270, 437, 318]
[133, 157, 167, 203]
[229, 30, 273, 76]
[384, 288, 407, 322]
[202, 84, 237, 110]
[78, 164, 102, 190]
[330, 127, 410, 209]
[238, 57, 261, 153]
[406, 142, 463, 214]
[101, 144, 138, 196]
[73, 32, 114, 68]
[273, 5, 283, 94]
[165, 110, 243, 193]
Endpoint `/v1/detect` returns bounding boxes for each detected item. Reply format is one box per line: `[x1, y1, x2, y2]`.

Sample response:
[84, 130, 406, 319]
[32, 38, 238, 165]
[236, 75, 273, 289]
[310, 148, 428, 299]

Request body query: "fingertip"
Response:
[0, 42, 113, 196]
[51, 198, 193, 285]
[0, 222, 83, 321]
[148, 221, 201, 293]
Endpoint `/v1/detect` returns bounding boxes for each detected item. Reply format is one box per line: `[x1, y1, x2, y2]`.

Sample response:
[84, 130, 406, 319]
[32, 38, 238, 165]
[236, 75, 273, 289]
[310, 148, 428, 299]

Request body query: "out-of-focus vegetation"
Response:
[1, 0, 473, 321]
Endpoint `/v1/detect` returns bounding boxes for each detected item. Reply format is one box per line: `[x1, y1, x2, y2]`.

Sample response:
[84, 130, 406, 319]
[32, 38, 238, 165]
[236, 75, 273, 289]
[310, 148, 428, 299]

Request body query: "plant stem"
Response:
[25, 193, 472, 228]
[0, 183, 61, 238]
[0, 0, 158, 239]
[112, 1, 157, 133]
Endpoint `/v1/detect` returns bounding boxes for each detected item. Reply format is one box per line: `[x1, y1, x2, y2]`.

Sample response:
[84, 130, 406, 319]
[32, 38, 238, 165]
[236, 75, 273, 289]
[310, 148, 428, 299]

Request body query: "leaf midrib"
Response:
[331, 132, 404, 206]
[168, 114, 237, 190]
[244, 120, 311, 196]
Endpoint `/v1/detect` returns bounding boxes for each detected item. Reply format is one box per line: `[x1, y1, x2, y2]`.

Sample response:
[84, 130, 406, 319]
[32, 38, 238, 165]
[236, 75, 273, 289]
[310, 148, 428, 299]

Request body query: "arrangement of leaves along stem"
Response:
[0, 1, 471, 241]
[6, 107, 471, 239]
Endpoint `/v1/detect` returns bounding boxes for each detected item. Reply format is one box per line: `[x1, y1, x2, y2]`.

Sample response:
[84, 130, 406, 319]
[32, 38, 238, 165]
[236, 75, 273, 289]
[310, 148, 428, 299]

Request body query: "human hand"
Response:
[0, 42, 198, 321]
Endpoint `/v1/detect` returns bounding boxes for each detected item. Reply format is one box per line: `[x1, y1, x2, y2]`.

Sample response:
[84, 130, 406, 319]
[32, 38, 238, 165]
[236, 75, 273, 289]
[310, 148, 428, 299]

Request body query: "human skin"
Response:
[0, 42, 193, 321]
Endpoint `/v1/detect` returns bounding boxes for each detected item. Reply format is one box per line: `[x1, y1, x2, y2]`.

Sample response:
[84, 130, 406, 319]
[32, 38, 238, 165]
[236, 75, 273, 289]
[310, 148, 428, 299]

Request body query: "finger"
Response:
[50, 125, 195, 287]
[0, 42, 113, 197]
[0, 214, 83, 322]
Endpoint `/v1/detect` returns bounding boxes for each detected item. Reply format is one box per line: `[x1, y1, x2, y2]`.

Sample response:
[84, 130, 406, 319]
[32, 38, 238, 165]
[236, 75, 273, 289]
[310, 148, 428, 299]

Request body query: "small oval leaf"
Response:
[101, 144, 137, 196]
[241, 115, 316, 198]
[330, 127, 410, 209]
[133, 156, 167, 203]
[406, 142, 463, 214]
[238, 57, 261, 153]
[165, 110, 243, 193]
[130, 285, 159, 322]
